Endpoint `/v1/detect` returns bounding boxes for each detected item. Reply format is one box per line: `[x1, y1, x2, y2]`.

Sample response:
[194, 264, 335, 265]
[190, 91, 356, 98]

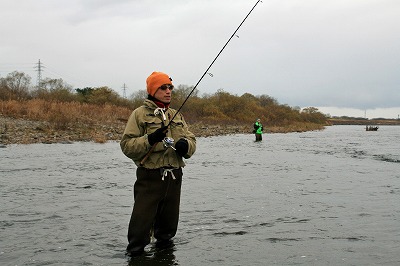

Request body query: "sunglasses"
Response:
[159, 84, 174, 91]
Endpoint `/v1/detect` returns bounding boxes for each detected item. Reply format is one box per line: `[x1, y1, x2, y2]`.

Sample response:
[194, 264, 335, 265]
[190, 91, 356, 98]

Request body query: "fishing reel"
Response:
[162, 137, 176, 150]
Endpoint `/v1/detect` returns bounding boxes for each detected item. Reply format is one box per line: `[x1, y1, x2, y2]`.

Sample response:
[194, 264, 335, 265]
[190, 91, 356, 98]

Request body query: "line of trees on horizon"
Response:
[0, 70, 328, 127]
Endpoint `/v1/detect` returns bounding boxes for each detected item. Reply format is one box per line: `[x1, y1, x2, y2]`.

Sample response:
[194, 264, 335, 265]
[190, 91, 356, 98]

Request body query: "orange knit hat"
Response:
[146, 72, 172, 96]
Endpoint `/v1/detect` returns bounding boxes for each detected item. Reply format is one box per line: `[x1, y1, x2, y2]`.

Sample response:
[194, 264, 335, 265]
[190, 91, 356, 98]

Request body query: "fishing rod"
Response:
[167, 0, 262, 125]
[140, 0, 262, 165]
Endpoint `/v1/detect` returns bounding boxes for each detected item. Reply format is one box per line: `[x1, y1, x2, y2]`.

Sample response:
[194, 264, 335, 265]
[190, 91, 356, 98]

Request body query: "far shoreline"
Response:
[0, 116, 325, 145]
[2, 116, 400, 146]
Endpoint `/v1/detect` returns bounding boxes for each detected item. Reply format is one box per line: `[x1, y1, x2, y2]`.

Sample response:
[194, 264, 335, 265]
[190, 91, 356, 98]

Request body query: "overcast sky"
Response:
[1, 0, 399, 118]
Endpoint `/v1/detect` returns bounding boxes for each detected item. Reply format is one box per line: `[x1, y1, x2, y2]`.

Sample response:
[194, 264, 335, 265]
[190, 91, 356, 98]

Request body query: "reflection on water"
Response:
[127, 245, 177, 266]
[1, 125, 400, 265]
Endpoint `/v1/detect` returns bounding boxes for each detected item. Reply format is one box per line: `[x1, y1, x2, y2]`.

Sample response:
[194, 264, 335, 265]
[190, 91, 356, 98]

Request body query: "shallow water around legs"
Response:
[1, 125, 400, 265]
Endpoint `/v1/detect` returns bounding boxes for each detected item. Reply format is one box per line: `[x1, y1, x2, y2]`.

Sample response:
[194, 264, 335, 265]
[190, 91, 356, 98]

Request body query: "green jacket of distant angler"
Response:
[254, 121, 263, 134]
[120, 99, 196, 169]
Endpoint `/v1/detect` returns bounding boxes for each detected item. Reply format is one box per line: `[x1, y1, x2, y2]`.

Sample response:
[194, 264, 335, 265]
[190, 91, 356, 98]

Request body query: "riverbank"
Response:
[329, 118, 400, 126]
[0, 115, 325, 145]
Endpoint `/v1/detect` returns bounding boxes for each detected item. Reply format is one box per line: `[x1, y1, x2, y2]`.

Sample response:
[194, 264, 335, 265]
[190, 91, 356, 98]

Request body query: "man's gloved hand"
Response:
[175, 138, 188, 157]
[148, 126, 168, 146]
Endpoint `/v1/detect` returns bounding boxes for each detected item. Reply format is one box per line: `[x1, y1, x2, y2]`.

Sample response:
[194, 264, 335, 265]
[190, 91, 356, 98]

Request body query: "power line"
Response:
[0, 63, 34, 76]
[34, 59, 44, 88]
[1, 61, 125, 91]
[122, 83, 127, 98]
[44, 63, 90, 86]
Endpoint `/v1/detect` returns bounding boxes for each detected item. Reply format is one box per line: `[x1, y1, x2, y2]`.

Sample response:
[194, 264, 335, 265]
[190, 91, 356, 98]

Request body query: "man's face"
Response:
[154, 84, 173, 104]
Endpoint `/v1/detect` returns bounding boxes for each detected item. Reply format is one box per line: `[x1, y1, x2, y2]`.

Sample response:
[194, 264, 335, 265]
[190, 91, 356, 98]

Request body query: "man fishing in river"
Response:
[120, 71, 196, 257]
[254, 118, 263, 141]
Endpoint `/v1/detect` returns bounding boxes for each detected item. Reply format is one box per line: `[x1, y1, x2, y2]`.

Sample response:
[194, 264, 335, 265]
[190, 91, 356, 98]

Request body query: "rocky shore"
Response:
[0, 116, 251, 145]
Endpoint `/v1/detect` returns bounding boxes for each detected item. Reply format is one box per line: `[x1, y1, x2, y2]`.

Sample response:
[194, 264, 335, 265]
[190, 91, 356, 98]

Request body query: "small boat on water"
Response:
[366, 125, 379, 131]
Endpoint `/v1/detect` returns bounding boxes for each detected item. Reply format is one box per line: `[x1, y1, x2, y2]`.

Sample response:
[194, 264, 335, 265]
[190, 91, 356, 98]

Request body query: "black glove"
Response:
[175, 138, 188, 157]
[148, 126, 168, 146]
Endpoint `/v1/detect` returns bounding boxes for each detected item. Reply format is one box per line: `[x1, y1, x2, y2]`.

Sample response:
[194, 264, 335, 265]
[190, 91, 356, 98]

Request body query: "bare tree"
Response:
[0, 71, 32, 99]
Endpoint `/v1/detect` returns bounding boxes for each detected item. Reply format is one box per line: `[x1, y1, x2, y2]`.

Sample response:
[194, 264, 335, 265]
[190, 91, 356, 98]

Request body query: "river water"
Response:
[1, 125, 399, 266]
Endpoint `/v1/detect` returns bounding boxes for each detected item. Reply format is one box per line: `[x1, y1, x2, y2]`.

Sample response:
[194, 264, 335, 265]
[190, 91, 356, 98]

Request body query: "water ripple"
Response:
[1, 128, 400, 265]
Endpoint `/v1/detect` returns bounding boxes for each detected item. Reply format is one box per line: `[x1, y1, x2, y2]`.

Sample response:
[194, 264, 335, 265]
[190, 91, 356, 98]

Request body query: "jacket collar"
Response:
[147, 95, 170, 109]
[144, 99, 170, 110]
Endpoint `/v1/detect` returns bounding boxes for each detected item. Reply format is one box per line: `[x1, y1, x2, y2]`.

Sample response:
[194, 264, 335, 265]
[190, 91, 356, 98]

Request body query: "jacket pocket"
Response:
[143, 117, 166, 152]
[144, 116, 163, 135]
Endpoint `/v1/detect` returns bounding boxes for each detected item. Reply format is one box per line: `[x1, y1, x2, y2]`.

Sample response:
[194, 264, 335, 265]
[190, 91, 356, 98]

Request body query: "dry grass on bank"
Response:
[1, 99, 132, 144]
[1, 99, 326, 144]
[1, 99, 132, 129]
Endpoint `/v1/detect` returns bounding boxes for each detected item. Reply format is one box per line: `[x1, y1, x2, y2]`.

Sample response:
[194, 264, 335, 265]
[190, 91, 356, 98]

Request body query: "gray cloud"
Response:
[1, 0, 399, 117]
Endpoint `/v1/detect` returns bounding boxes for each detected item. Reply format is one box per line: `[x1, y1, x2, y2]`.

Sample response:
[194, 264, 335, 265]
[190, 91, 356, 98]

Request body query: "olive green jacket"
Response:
[120, 99, 196, 169]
